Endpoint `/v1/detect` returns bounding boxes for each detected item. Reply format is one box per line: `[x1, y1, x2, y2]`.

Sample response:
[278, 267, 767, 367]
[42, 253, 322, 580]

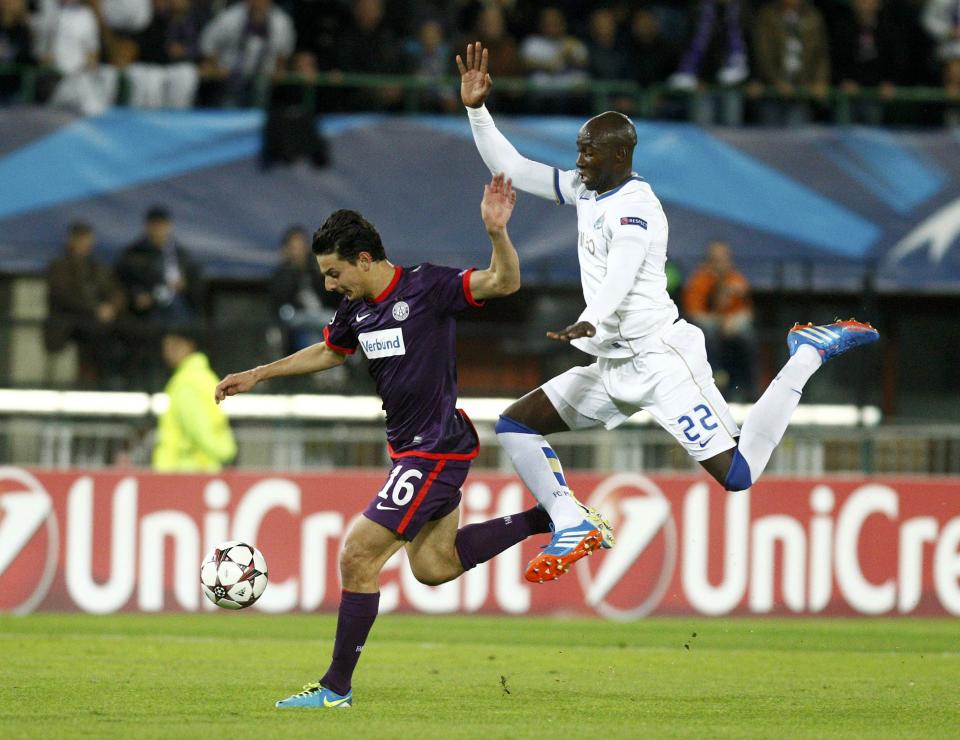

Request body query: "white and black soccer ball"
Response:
[200, 541, 268, 610]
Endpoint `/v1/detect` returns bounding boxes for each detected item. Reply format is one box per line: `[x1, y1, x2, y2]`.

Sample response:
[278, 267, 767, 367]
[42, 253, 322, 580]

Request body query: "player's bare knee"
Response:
[339, 542, 377, 583]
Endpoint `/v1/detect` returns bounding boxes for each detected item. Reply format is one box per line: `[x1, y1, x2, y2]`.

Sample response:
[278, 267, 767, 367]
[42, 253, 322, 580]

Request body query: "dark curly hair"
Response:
[312, 210, 387, 263]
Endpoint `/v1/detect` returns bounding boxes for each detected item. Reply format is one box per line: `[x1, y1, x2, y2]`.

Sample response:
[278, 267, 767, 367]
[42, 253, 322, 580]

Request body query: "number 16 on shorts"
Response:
[362, 457, 468, 539]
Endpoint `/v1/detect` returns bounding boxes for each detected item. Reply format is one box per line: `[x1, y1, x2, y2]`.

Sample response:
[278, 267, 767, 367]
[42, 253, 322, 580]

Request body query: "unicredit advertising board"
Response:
[1, 467, 958, 618]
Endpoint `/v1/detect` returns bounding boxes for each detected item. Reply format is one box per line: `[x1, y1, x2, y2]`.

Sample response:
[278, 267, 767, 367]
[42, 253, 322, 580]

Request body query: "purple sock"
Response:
[320, 590, 379, 695]
[455, 506, 552, 571]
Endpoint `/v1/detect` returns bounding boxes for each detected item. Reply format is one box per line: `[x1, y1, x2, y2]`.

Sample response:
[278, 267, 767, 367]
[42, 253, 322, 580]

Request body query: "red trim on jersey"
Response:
[323, 325, 355, 355]
[396, 459, 446, 536]
[462, 268, 486, 308]
[386, 409, 481, 461]
[372, 265, 403, 303]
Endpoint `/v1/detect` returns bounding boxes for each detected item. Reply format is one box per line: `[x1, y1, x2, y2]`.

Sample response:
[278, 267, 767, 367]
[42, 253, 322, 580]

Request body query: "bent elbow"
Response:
[498, 276, 521, 296]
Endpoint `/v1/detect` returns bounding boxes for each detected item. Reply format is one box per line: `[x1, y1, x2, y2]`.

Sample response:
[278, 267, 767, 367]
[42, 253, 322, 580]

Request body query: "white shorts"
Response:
[542, 319, 739, 461]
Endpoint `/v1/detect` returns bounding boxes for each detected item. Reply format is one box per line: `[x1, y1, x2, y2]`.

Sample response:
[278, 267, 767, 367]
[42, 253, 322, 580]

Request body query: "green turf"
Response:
[1, 613, 957, 739]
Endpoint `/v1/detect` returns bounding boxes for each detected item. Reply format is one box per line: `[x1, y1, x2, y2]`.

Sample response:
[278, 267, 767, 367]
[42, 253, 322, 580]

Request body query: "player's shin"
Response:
[494, 416, 586, 530]
[455, 506, 552, 570]
[319, 590, 380, 695]
[729, 345, 821, 490]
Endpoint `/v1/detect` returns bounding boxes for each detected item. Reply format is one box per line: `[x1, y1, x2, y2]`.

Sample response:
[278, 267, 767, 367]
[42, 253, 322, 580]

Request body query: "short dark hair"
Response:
[68, 221, 93, 238]
[281, 225, 308, 247]
[312, 209, 386, 263]
[162, 321, 203, 348]
[146, 205, 171, 222]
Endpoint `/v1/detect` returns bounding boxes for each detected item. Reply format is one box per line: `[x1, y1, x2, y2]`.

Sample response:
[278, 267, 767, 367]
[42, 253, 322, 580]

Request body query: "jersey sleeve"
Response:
[323, 303, 358, 355]
[421, 263, 485, 315]
[553, 168, 582, 206]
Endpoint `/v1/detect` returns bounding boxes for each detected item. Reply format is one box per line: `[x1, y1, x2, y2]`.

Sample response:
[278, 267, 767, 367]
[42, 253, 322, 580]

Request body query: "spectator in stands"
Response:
[269, 225, 338, 354]
[667, 0, 750, 91]
[123, 0, 200, 108]
[520, 6, 588, 112]
[117, 205, 203, 325]
[831, 0, 905, 124]
[467, 3, 524, 110]
[199, 0, 295, 106]
[334, 0, 406, 109]
[473, 4, 523, 75]
[45, 0, 117, 115]
[682, 240, 756, 401]
[750, 0, 830, 126]
[0, 0, 34, 102]
[291, 0, 349, 77]
[405, 18, 456, 112]
[153, 324, 236, 472]
[586, 7, 628, 81]
[923, 0, 960, 118]
[44, 222, 126, 388]
[628, 7, 679, 88]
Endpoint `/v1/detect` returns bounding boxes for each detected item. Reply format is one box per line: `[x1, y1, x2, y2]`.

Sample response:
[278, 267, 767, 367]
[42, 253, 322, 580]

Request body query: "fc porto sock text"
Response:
[495, 415, 586, 530]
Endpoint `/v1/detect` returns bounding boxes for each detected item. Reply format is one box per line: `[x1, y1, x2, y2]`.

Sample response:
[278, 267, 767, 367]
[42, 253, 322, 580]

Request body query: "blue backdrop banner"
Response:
[1, 108, 959, 291]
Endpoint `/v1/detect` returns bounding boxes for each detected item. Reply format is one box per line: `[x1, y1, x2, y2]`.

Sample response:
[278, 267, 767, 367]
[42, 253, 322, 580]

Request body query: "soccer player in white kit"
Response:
[457, 42, 880, 584]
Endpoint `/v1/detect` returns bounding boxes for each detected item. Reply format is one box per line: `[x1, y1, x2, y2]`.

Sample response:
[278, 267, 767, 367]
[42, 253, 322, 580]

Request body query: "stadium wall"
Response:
[2, 468, 958, 619]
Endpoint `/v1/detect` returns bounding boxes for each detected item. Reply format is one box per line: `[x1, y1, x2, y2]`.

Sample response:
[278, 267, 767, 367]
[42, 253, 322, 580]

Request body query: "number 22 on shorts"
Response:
[677, 404, 719, 446]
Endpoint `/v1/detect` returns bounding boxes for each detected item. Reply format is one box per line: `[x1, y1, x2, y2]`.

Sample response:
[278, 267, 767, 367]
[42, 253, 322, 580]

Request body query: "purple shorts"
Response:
[362, 457, 470, 540]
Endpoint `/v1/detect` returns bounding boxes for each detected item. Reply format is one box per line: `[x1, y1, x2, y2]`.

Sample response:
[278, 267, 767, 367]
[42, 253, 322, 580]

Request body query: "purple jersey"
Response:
[323, 263, 484, 460]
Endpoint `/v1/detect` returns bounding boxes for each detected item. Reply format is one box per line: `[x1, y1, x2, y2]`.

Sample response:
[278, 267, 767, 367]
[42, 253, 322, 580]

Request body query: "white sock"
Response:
[736, 345, 822, 482]
[496, 431, 585, 530]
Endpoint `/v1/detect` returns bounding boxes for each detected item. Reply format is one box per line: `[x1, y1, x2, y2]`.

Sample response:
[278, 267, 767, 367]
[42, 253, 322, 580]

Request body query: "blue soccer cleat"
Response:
[524, 518, 604, 583]
[787, 319, 879, 363]
[275, 683, 352, 709]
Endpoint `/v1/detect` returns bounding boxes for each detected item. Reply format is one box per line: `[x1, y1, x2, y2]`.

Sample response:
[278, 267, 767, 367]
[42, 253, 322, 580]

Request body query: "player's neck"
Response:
[364, 261, 398, 301]
[596, 171, 634, 196]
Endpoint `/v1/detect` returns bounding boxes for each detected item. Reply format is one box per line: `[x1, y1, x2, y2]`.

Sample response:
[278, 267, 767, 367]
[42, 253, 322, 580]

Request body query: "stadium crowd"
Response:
[0, 0, 958, 122]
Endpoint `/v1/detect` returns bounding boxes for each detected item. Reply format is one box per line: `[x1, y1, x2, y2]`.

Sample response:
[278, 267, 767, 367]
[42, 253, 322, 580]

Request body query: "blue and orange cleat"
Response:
[275, 683, 352, 709]
[787, 319, 879, 363]
[525, 518, 605, 583]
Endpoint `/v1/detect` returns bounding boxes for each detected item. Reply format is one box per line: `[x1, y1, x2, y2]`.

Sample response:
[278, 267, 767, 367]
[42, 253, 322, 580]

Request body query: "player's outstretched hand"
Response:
[547, 321, 596, 342]
[457, 41, 492, 108]
[481, 173, 516, 233]
[215, 369, 260, 404]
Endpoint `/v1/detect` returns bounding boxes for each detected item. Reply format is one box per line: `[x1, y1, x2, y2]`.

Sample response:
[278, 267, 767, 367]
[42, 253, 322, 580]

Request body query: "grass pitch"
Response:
[0, 613, 957, 739]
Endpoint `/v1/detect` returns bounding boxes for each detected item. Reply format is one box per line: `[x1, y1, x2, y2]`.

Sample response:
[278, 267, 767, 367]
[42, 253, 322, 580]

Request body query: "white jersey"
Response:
[466, 104, 678, 358]
[554, 169, 678, 357]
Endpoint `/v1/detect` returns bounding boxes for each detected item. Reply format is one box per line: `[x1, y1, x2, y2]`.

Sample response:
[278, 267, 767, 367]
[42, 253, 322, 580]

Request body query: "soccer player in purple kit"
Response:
[215, 174, 555, 709]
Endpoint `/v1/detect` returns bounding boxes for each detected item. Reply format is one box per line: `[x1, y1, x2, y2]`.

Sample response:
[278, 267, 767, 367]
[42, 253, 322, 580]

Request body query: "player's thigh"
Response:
[541, 363, 627, 431]
[646, 320, 739, 461]
[340, 516, 405, 577]
[405, 505, 462, 577]
[362, 457, 468, 541]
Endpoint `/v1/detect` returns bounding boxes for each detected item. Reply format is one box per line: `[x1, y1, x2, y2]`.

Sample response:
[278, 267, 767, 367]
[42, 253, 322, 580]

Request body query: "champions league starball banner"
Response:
[1, 109, 960, 290]
[2, 467, 959, 618]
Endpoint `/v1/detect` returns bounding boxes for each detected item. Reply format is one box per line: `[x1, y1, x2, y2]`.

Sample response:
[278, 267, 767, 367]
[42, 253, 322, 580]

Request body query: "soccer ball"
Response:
[200, 541, 269, 610]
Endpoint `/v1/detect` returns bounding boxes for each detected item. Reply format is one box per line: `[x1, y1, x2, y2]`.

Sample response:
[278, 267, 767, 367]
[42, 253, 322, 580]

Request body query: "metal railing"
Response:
[2, 63, 955, 124]
[3, 415, 958, 475]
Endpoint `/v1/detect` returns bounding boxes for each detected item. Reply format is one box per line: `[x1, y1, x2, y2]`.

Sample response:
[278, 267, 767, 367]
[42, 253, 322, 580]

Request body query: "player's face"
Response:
[317, 252, 369, 300]
[575, 129, 616, 192]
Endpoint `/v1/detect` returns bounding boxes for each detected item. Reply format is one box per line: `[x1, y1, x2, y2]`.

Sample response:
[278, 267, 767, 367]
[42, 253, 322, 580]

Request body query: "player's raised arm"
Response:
[457, 42, 565, 203]
[469, 173, 521, 301]
[214, 342, 346, 403]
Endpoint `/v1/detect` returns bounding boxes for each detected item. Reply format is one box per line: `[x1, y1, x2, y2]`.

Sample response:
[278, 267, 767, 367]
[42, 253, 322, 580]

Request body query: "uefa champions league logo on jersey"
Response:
[392, 301, 410, 321]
